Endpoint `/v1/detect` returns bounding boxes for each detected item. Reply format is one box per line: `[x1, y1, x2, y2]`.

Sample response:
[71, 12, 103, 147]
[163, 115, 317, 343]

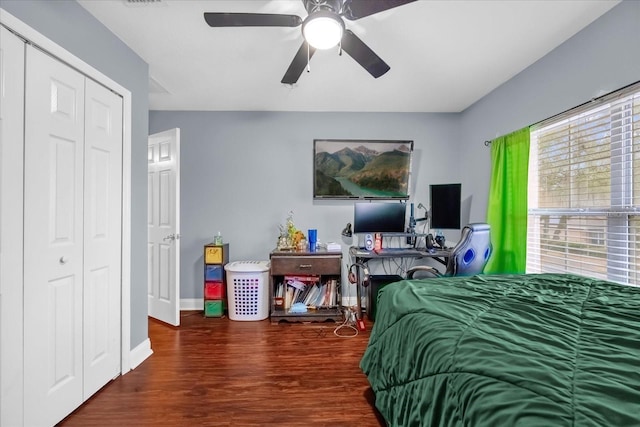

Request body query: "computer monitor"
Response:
[430, 183, 461, 229]
[353, 202, 406, 234]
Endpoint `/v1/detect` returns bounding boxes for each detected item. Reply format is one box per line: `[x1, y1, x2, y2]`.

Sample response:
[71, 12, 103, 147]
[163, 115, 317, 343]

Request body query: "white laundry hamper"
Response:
[224, 261, 270, 321]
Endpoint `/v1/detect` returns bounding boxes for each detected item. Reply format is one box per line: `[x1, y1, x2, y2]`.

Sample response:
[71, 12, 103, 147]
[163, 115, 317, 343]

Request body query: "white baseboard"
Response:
[181, 298, 204, 311]
[129, 338, 153, 370]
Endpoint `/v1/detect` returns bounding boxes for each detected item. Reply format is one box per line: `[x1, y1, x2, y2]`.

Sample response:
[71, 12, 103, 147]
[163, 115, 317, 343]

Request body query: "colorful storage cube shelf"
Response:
[203, 243, 229, 318]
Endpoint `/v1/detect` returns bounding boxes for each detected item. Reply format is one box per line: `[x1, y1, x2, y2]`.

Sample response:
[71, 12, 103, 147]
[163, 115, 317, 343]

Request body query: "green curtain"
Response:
[484, 127, 530, 274]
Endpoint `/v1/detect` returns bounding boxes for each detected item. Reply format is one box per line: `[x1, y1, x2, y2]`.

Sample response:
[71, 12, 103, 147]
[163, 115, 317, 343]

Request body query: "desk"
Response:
[349, 246, 451, 319]
[349, 247, 450, 265]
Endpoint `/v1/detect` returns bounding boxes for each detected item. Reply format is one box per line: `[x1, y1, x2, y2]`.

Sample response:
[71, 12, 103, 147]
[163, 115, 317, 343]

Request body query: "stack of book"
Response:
[273, 275, 339, 311]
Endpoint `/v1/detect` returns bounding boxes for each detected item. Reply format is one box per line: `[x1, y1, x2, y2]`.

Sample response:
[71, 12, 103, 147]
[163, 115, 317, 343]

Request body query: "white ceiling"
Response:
[77, 0, 619, 113]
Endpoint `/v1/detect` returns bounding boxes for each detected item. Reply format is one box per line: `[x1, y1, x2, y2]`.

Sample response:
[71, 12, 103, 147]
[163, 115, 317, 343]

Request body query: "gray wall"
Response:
[2, 0, 150, 348]
[149, 111, 464, 300]
[4, 0, 637, 343]
[459, 0, 640, 221]
[150, 1, 639, 303]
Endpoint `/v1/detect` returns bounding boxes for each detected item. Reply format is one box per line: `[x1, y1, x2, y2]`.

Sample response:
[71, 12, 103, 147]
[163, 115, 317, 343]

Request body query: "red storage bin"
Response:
[204, 281, 224, 300]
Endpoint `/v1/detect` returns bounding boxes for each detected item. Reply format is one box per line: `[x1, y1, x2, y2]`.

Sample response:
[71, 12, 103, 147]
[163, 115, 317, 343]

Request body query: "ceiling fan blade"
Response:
[342, 0, 417, 20]
[204, 13, 302, 27]
[282, 42, 316, 85]
[340, 30, 390, 78]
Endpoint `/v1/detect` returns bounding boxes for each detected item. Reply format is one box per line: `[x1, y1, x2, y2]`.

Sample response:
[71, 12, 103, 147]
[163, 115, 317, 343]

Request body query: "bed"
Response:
[360, 273, 640, 426]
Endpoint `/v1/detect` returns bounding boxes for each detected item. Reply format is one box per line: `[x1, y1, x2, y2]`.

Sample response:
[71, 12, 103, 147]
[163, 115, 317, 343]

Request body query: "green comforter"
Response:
[360, 274, 640, 426]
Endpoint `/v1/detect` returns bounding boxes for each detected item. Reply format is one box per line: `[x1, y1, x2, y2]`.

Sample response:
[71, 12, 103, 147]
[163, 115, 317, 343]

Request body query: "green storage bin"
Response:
[204, 300, 223, 317]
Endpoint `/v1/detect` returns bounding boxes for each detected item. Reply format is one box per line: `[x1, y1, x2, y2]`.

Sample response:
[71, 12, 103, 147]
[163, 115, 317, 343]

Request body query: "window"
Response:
[527, 82, 640, 286]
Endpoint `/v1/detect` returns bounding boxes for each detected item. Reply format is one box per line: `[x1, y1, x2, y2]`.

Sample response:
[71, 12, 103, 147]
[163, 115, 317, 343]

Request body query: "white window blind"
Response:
[527, 82, 640, 286]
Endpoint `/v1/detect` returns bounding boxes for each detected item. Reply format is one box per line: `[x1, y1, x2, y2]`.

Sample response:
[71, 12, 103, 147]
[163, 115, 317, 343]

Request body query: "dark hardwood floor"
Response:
[58, 312, 385, 426]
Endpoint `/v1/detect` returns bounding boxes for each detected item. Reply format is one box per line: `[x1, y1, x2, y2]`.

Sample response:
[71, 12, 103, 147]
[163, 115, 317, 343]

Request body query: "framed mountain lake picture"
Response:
[313, 139, 413, 200]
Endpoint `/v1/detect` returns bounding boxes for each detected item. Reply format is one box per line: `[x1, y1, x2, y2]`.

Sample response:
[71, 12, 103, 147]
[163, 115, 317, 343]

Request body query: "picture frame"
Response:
[313, 139, 413, 200]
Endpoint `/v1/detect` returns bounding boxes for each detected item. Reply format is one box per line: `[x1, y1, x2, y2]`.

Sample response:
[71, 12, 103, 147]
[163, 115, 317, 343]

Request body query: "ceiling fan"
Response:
[204, 0, 417, 84]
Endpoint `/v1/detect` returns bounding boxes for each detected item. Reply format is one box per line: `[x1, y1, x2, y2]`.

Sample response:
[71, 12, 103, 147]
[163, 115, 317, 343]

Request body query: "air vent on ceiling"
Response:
[124, 0, 163, 5]
[124, 0, 165, 8]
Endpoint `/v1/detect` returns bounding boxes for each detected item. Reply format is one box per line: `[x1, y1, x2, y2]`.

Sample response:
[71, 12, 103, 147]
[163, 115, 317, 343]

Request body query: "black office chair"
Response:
[406, 223, 492, 278]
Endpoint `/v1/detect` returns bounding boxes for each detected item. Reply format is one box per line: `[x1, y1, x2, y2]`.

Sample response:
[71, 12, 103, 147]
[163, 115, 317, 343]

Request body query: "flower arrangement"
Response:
[277, 211, 306, 250]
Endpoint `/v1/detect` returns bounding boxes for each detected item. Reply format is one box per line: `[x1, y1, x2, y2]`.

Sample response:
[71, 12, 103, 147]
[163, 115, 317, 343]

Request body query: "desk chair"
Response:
[406, 223, 492, 278]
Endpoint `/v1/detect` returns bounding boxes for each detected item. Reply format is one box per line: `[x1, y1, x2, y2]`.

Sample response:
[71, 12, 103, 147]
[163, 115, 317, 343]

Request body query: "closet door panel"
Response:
[24, 45, 85, 427]
[83, 78, 123, 398]
[0, 26, 25, 427]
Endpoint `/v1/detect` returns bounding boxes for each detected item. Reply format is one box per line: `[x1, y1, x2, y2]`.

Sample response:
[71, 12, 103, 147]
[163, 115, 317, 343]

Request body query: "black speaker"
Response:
[367, 275, 403, 321]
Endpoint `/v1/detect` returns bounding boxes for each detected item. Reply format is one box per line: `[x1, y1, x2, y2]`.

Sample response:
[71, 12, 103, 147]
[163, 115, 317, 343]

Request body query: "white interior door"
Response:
[83, 78, 123, 398]
[148, 128, 181, 326]
[23, 45, 85, 426]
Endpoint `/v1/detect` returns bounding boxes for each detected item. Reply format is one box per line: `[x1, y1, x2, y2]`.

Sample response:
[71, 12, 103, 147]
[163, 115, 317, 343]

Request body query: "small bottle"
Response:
[214, 231, 223, 245]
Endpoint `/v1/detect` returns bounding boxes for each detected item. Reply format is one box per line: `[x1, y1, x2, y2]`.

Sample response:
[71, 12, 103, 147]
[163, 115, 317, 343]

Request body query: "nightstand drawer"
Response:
[270, 256, 340, 275]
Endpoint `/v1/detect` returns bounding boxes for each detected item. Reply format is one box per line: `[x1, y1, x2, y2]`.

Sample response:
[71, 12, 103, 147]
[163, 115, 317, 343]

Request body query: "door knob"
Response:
[163, 233, 179, 241]
[59, 256, 68, 264]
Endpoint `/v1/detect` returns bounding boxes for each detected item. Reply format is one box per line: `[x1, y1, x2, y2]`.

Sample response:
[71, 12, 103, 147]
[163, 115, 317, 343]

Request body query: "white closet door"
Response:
[83, 78, 122, 398]
[24, 45, 86, 426]
[0, 26, 25, 427]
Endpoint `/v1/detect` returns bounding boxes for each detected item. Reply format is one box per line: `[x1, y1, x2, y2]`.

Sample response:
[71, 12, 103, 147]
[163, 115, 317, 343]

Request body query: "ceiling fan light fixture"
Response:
[302, 11, 344, 50]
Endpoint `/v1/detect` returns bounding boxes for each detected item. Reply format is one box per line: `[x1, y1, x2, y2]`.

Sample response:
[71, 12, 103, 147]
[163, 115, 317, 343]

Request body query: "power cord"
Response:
[334, 266, 359, 337]
[334, 306, 358, 338]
